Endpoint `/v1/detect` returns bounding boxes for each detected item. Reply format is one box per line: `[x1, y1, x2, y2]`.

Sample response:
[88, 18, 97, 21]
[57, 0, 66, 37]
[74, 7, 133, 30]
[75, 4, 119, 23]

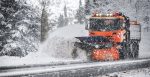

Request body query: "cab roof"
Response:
[90, 16, 124, 20]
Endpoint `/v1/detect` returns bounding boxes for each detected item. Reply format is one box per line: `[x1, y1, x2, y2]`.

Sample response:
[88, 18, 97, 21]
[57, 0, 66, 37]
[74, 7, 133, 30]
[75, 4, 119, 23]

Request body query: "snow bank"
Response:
[0, 51, 82, 67]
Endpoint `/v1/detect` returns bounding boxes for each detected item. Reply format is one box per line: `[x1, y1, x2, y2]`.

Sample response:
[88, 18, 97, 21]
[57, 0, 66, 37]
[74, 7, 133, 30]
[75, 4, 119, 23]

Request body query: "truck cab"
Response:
[86, 14, 126, 43]
[73, 12, 141, 61]
[85, 12, 141, 59]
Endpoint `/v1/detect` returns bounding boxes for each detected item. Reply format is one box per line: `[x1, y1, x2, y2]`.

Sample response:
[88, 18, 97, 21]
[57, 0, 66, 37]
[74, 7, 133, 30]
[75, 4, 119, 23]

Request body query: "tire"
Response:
[119, 42, 131, 59]
[119, 29, 131, 59]
[130, 41, 139, 58]
[119, 45, 125, 59]
[119, 43, 126, 59]
[120, 41, 139, 59]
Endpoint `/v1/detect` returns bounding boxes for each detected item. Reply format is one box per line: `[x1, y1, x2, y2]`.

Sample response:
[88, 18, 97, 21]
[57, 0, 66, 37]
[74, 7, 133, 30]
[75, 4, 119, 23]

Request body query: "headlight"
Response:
[95, 45, 99, 48]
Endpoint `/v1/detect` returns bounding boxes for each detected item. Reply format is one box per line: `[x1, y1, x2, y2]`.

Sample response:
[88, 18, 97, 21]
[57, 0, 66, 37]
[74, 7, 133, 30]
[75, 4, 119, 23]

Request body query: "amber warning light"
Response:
[92, 12, 123, 17]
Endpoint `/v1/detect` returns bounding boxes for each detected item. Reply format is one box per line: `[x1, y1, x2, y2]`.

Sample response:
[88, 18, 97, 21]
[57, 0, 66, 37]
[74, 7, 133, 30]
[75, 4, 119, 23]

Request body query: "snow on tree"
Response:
[57, 5, 69, 27]
[75, 0, 85, 24]
[57, 14, 65, 27]
[0, 12, 5, 52]
[38, 0, 51, 42]
[41, 7, 49, 42]
[36, 0, 81, 29]
[63, 5, 68, 26]
[0, 0, 40, 57]
[0, 0, 20, 56]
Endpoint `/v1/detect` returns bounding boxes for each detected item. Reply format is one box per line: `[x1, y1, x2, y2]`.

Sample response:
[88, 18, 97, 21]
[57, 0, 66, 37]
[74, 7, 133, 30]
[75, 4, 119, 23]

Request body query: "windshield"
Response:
[89, 18, 123, 31]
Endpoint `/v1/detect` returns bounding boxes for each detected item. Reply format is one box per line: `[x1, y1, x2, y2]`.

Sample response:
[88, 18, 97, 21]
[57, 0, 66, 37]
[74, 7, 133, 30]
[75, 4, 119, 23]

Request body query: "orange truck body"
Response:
[88, 14, 126, 61]
[74, 12, 141, 61]
[91, 47, 119, 61]
[89, 29, 125, 61]
[89, 29, 126, 43]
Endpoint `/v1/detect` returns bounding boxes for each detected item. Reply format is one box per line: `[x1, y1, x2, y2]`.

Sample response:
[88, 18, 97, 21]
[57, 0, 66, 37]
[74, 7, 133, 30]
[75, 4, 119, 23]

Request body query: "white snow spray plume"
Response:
[39, 24, 89, 60]
[40, 37, 76, 59]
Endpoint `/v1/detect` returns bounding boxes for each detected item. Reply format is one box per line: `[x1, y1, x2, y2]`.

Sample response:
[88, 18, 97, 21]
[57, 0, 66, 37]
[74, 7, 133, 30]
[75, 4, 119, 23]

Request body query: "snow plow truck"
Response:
[72, 12, 141, 61]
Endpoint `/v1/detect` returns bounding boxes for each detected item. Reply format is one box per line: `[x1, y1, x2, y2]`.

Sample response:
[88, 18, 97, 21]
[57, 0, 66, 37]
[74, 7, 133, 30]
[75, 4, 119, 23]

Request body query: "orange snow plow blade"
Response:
[91, 47, 119, 61]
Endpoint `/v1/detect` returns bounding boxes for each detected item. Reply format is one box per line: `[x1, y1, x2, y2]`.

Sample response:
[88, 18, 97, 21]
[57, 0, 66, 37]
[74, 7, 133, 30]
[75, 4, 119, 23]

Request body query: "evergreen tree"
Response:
[41, 7, 49, 42]
[57, 5, 68, 27]
[75, 0, 85, 24]
[0, 0, 40, 57]
[64, 5, 67, 18]
[64, 5, 68, 26]
[57, 14, 65, 27]
[0, 0, 20, 55]
[85, 0, 91, 15]
[39, 0, 50, 42]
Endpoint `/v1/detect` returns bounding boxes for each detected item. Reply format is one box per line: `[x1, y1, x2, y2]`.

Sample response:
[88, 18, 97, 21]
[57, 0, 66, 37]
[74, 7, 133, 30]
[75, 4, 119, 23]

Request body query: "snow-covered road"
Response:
[0, 58, 150, 77]
[98, 67, 150, 77]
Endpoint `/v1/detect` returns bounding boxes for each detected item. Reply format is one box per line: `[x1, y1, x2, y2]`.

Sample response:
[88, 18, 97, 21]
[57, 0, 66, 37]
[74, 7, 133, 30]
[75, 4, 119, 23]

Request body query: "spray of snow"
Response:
[40, 24, 88, 60]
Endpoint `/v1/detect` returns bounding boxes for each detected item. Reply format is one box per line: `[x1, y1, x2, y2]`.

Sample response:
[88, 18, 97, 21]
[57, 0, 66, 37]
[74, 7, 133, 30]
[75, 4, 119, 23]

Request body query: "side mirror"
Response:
[120, 23, 125, 30]
[122, 23, 125, 28]
[85, 20, 89, 30]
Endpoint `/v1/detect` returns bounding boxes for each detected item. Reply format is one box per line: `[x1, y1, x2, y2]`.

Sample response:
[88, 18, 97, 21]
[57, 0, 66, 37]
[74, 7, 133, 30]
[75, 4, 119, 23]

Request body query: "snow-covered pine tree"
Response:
[41, 7, 49, 42]
[85, 0, 92, 15]
[75, 0, 85, 24]
[0, 0, 20, 56]
[0, 8, 6, 52]
[0, 0, 40, 57]
[64, 5, 67, 18]
[39, 0, 50, 42]
[57, 14, 65, 27]
[64, 5, 68, 26]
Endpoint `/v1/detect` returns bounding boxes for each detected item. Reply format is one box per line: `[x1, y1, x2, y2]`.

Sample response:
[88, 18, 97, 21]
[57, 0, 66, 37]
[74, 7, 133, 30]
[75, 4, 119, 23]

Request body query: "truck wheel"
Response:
[134, 42, 139, 58]
[130, 41, 139, 58]
[119, 50, 125, 59]
[119, 42, 131, 59]
[119, 43, 127, 59]
[120, 30, 131, 59]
